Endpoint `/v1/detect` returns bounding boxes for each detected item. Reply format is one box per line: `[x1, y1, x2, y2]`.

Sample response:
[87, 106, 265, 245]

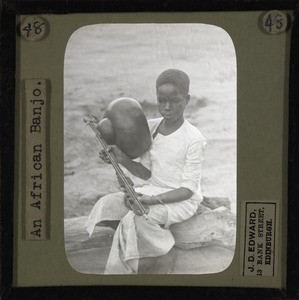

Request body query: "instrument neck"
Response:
[89, 122, 138, 199]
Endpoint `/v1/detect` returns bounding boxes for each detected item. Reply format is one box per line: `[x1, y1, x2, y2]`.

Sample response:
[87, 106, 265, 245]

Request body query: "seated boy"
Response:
[85, 69, 208, 274]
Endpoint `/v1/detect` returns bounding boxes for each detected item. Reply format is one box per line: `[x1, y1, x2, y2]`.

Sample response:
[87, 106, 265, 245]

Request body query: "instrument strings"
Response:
[86, 121, 148, 215]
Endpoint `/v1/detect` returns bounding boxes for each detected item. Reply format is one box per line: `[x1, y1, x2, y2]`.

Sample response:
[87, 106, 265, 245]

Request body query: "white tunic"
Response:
[85, 117, 208, 273]
[140, 117, 207, 197]
[136, 118, 208, 228]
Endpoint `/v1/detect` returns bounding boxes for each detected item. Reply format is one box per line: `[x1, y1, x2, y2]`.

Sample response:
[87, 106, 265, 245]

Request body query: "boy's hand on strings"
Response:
[138, 194, 153, 205]
[123, 193, 133, 209]
[99, 150, 111, 164]
[99, 145, 129, 165]
[122, 190, 149, 208]
[122, 189, 142, 209]
[106, 145, 130, 166]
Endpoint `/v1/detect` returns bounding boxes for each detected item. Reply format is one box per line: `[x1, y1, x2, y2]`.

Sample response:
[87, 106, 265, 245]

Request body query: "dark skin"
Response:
[101, 82, 193, 205]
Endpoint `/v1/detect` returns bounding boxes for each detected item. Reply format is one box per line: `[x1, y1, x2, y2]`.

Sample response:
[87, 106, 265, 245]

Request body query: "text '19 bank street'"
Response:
[242, 202, 276, 276]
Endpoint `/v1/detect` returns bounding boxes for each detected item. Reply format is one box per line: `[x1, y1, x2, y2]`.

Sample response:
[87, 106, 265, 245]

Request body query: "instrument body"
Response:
[84, 115, 149, 217]
[98, 98, 152, 159]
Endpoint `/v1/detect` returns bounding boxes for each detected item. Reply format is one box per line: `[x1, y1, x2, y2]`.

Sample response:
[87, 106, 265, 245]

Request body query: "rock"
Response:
[201, 196, 231, 210]
[170, 207, 236, 250]
[64, 217, 114, 274]
[65, 217, 234, 275]
[64, 195, 236, 274]
[137, 248, 176, 274]
[172, 246, 234, 274]
[169, 197, 235, 250]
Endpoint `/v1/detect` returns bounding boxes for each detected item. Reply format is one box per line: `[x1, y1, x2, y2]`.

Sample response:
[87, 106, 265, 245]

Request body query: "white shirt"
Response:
[139, 117, 208, 201]
[85, 118, 208, 235]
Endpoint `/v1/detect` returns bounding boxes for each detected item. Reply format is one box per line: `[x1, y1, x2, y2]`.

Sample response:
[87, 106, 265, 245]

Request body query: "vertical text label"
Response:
[25, 79, 47, 240]
[242, 202, 276, 276]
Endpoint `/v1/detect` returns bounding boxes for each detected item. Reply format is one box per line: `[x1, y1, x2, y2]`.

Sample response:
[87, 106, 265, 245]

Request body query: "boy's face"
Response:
[156, 83, 190, 124]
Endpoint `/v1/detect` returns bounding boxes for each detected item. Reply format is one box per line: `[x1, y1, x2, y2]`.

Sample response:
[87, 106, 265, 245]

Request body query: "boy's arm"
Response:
[107, 145, 151, 180]
[140, 187, 193, 205]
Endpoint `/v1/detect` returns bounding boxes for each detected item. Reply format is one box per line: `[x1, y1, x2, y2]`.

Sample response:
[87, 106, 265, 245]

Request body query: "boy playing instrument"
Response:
[85, 69, 207, 274]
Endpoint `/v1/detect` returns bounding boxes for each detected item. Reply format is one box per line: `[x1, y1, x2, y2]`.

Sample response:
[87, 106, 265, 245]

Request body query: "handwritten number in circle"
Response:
[22, 21, 44, 38]
[33, 21, 45, 35]
[275, 15, 283, 29]
[265, 14, 273, 32]
[22, 23, 32, 38]
[264, 13, 284, 33]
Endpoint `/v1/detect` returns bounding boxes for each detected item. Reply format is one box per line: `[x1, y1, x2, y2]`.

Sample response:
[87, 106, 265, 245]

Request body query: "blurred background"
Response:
[64, 24, 236, 219]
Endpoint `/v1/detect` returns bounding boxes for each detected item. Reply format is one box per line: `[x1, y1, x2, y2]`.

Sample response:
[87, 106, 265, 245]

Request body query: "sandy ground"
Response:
[64, 24, 237, 220]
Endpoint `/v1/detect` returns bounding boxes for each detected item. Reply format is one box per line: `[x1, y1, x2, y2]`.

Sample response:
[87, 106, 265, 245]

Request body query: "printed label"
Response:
[25, 79, 47, 240]
[242, 202, 277, 276]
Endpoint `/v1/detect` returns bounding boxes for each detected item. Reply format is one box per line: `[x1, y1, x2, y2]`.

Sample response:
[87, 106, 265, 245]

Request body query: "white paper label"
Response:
[241, 202, 277, 276]
[25, 79, 47, 240]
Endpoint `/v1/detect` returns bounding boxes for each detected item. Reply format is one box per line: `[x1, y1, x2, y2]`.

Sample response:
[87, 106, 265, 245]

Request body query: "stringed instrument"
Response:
[101, 97, 152, 159]
[83, 114, 150, 217]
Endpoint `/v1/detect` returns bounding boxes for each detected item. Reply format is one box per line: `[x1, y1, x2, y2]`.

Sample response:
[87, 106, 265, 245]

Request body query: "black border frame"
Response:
[1, 0, 299, 299]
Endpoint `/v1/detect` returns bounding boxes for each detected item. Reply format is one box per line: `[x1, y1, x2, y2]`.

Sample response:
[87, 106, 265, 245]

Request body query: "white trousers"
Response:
[85, 188, 200, 274]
